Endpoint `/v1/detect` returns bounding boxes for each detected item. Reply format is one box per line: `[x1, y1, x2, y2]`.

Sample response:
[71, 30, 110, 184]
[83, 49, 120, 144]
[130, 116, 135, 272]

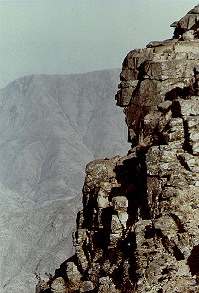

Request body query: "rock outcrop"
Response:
[36, 5, 199, 293]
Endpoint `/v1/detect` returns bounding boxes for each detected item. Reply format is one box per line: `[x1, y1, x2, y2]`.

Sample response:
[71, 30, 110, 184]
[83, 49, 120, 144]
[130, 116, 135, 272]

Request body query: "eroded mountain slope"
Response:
[0, 69, 129, 293]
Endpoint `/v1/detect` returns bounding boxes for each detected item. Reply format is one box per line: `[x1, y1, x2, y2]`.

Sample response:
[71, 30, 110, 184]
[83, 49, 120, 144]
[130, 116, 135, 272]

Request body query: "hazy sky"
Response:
[0, 0, 198, 88]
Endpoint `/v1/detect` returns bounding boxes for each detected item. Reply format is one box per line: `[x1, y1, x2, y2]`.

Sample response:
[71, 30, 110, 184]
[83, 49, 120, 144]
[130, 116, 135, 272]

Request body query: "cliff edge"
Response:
[36, 5, 199, 293]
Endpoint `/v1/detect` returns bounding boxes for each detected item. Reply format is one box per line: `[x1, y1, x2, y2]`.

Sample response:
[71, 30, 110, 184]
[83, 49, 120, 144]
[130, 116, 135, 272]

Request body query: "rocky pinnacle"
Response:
[36, 5, 199, 293]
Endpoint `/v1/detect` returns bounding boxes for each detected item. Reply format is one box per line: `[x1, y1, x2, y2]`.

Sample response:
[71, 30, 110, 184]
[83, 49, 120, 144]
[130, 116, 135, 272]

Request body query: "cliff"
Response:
[36, 5, 199, 293]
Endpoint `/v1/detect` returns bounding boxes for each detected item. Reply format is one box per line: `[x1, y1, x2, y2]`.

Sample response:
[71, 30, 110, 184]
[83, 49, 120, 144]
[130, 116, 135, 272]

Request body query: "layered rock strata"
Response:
[36, 5, 199, 293]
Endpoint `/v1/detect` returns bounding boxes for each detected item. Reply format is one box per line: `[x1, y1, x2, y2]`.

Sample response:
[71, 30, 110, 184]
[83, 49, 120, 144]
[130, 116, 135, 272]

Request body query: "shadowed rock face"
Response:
[171, 4, 199, 39]
[36, 6, 199, 293]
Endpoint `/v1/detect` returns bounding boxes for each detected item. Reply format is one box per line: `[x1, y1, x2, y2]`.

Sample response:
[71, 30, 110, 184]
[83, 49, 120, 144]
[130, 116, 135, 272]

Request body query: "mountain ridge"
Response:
[0, 69, 130, 292]
[35, 5, 199, 293]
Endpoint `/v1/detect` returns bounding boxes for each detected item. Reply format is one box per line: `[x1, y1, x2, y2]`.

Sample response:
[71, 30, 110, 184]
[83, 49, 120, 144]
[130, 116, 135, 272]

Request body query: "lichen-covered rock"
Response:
[65, 262, 82, 290]
[79, 281, 95, 292]
[36, 5, 199, 293]
[51, 277, 67, 293]
[98, 277, 119, 293]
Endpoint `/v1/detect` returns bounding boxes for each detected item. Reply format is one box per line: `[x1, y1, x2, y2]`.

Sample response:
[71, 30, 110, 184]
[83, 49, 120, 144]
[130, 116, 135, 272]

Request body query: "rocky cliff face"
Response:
[36, 5, 199, 293]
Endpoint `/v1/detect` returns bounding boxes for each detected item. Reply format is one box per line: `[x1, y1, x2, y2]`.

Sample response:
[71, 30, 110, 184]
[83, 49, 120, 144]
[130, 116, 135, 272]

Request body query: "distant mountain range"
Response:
[0, 69, 130, 293]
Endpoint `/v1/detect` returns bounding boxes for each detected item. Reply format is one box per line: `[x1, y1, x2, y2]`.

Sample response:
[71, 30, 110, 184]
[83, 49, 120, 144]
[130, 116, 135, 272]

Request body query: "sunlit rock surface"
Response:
[37, 5, 199, 293]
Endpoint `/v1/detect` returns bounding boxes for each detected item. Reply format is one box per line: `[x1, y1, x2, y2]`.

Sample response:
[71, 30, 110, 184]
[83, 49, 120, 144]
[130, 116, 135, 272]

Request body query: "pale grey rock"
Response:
[51, 277, 67, 293]
[66, 262, 82, 290]
[182, 30, 195, 41]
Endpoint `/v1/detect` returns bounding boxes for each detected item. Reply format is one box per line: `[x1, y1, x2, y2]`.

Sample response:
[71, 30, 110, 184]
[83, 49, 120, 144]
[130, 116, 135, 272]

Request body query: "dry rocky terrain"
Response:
[36, 5, 199, 293]
[0, 69, 129, 293]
